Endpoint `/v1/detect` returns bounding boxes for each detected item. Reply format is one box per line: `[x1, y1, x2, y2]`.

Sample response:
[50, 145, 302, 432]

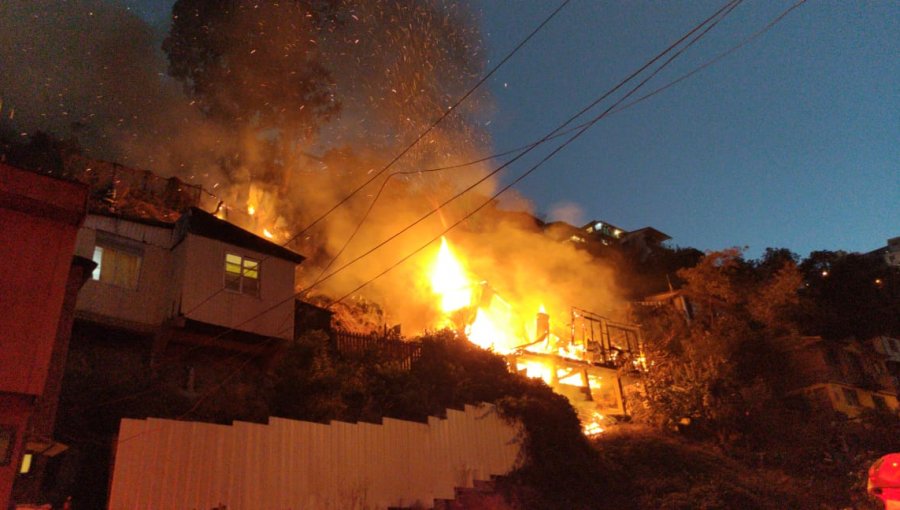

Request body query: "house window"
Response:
[19, 453, 32, 474]
[872, 395, 888, 411]
[91, 243, 142, 289]
[224, 253, 259, 296]
[841, 388, 860, 407]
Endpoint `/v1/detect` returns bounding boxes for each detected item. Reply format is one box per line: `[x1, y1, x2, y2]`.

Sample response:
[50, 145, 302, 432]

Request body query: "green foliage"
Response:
[631, 246, 900, 508]
[268, 330, 614, 510]
[634, 249, 805, 440]
[593, 425, 812, 510]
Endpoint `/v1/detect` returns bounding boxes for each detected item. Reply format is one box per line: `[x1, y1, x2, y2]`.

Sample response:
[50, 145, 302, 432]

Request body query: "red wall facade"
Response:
[0, 164, 86, 508]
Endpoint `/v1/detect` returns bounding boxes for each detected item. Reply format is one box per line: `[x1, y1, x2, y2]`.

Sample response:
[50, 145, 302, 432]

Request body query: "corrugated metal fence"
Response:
[108, 404, 520, 509]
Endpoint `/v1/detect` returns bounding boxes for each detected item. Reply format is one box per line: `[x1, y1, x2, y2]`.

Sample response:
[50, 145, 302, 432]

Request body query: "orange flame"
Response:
[426, 237, 612, 436]
[430, 237, 472, 313]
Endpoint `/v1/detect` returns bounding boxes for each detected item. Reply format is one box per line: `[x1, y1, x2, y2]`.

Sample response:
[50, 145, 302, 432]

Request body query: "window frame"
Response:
[224, 252, 261, 297]
[91, 236, 143, 290]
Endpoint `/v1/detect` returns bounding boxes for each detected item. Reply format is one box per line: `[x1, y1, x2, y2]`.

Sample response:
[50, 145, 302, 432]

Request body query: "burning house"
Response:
[425, 236, 644, 434]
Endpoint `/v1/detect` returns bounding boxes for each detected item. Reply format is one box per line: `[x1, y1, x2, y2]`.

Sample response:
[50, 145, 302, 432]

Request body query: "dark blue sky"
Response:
[129, 0, 898, 258]
[478, 0, 898, 259]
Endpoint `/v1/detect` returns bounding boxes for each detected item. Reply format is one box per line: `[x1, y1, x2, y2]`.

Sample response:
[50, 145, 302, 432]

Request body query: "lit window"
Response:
[91, 243, 142, 289]
[224, 253, 260, 296]
[19, 453, 32, 474]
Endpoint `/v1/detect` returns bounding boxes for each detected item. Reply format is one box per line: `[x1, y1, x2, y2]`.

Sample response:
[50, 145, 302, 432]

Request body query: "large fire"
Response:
[427, 236, 642, 435]
[431, 237, 473, 313]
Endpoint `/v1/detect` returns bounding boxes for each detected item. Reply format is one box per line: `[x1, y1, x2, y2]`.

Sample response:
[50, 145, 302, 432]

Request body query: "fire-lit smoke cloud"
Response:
[0, 0, 627, 334]
[0, 0, 233, 173]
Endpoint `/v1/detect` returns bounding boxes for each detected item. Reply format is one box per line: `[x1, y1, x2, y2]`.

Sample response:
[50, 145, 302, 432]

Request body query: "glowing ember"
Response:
[430, 237, 472, 313]
[263, 228, 274, 239]
[583, 412, 606, 436]
[247, 205, 256, 216]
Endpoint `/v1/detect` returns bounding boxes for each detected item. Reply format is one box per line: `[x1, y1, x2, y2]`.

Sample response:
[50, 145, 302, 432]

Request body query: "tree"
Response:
[633, 249, 805, 443]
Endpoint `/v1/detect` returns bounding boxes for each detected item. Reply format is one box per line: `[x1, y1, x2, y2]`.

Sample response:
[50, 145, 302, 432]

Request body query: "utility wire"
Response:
[78, 0, 807, 429]
[177, 0, 572, 319]
[69, 0, 574, 406]
[359, 0, 809, 200]
[186, 0, 742, 346]
[306, 0, 741, 289]
[287, 0, 572, 243]
[306, 0, 572, 284]
[325, 0, 746, 305]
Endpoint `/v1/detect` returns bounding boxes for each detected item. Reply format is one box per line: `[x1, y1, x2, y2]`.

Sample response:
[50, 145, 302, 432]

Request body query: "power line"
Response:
[365, 0, 809, 189]
[306, 0, 741, 289]
[288, 0, 572, 240]
[76, 0, 808, 431]
[325, 0, 749, 306]
[305, 0, 572, 284]
[194, 0, 743, 343]
[177, 0, 572, 319]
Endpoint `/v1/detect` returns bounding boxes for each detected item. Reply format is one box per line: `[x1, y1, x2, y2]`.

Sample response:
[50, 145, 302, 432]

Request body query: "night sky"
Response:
[58, 1, 900, 258]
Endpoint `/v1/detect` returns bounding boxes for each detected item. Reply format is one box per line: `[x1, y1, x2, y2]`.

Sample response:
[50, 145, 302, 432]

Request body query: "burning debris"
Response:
[426, 235, 643, 434]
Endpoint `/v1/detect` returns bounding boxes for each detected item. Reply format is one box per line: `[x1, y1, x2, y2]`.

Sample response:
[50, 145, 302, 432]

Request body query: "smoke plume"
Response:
[0, 0, 626, 334]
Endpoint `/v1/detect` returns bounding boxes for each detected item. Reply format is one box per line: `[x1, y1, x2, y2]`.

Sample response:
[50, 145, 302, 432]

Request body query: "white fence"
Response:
[108, 404, 521, 509]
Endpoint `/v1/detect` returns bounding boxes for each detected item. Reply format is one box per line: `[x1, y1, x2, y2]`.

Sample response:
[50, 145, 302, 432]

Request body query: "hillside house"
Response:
[73, 207, 304, 345]
[787, 337, 900, 418]
[46, 206, 306, 508]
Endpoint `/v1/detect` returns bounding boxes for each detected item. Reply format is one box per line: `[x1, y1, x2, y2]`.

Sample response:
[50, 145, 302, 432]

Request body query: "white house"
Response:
[73, 207, 304, 345]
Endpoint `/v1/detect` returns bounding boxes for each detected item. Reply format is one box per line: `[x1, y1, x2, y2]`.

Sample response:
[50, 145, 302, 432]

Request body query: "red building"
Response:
[0, 164, 88, 508]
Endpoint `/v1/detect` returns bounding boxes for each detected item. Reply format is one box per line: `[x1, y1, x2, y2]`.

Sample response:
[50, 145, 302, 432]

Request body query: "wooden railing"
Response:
[333, 330, 422, 370]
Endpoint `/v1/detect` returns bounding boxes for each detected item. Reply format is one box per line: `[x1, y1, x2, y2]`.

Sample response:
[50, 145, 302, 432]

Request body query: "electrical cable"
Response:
[175, 0, 743, 348]
[175, 0, 572, 320]
[281, 0, 572, 245]
[325, 0, 748, 306]
[307, 0, 740, 287]
[72, 0, 807, 430]
[349, 0, 810, 214]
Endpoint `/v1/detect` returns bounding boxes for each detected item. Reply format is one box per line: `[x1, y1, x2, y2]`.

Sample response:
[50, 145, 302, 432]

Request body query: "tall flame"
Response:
[425, 236, 617, 436]
[430, 237, 472, 312]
